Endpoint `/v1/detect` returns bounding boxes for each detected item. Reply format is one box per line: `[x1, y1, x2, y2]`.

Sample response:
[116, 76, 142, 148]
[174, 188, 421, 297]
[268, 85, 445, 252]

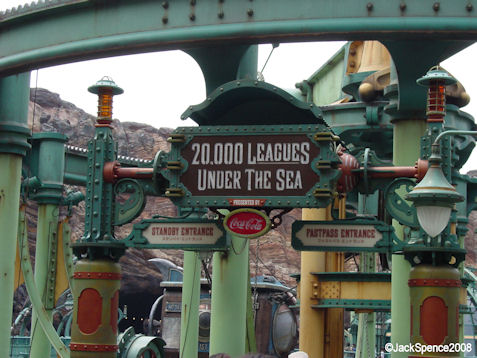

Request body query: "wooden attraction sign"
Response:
[126, 219, 228, 250]
[164, 125, 340, 208]
[291, 219, 396, 253]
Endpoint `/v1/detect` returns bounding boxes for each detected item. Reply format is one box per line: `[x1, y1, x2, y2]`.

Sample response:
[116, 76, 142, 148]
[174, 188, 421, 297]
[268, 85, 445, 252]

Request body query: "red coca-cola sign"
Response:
[223, 209, 271, 238]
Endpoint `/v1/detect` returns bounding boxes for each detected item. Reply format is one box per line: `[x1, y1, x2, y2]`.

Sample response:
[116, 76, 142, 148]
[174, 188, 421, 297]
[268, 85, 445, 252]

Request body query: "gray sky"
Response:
[2, 1, 477, 172]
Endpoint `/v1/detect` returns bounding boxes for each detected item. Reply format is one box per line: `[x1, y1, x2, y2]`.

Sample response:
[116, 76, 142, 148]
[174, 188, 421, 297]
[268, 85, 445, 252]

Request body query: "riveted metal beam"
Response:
[1, 0, 477, 75]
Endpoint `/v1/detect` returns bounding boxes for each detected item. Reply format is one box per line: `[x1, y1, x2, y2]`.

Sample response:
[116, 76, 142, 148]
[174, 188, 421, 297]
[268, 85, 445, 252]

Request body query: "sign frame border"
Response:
[291, 219, 397, 253]
[125, 218, 229, 251]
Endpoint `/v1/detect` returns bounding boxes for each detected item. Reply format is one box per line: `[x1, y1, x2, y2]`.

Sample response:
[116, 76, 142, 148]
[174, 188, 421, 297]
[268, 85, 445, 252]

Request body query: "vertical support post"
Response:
[209, 235, 249, 357]
[29, 132, 67, 358]
[391, 119, 426, 358]
[299, 208, 328, 357]
[193, 45, 257, 358]
[324, 197, 346, 358]
[0, 72, 31, 358]
[356, 193, 378, 358]
[180, 250, 201, 358]
[30, 204, 59, 358]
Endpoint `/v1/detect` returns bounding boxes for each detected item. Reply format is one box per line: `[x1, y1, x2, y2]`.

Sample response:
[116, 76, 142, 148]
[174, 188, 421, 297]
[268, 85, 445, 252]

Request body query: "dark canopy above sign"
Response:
[181, 80, 327, 126]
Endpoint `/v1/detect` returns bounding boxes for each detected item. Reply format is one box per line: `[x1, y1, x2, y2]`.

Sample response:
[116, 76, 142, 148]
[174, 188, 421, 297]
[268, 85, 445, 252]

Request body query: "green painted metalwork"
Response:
[27, 133, 68, 205]
[0, 157, 23, 358]
[61, 220, 74, 290]
[0, 72, 30, 358]
[391, 117, 426, 358]
[291, 219, 398, 253]
[209, 235, 249, 357]
[118, 327, 166, 358]
[30, 204, 59, 358]
[180, 251, 201, 358]
[312, 299, 390, 311]
[385, 178, 419, 228]
[162, 123, 341, 209]
[113, 179, 146, 226]
[17, 208, 70, 358]
[81, 126, 117, 244]
[125, 218, 228, 250]
[0, 73, 31, 155]
[181, 79, 327, 126]
[302, 45, 346, 105]
[1, 1, 477, 75]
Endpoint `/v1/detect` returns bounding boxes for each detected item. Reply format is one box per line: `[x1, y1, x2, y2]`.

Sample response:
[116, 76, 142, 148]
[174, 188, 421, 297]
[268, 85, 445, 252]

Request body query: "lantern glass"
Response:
[416, 205, 452, 238]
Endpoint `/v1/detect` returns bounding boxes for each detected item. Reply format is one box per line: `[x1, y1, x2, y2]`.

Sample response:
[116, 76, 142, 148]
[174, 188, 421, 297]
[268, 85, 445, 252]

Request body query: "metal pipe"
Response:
[434, 129, 477, 145]
[148, 295, 164, 336]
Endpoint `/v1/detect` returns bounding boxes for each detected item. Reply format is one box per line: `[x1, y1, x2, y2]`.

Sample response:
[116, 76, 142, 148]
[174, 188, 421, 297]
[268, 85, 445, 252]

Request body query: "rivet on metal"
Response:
[190, 13, 196, 21]
[218, 10, 224, 18]
[400, 2, 406, 11]
[366, 2, 373, 10]
[433, 2, 440, 11]
[247, 8, 254, 16]
[467, 3, 473, 11]
[162, 16, 168, 24]
[190, 0, 196, 4]
[162, 1, 169, 9]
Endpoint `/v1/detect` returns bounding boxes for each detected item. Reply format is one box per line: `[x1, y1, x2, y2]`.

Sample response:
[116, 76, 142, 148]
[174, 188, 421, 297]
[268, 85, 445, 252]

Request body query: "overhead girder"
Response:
[1, 0, 477, 75]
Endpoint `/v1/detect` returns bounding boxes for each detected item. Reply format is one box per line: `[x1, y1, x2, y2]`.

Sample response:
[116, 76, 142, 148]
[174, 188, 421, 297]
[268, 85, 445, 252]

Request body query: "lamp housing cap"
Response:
[416, 67, 457, 87]
[406, 154, 463, 208]
[88, 76, 124, 95]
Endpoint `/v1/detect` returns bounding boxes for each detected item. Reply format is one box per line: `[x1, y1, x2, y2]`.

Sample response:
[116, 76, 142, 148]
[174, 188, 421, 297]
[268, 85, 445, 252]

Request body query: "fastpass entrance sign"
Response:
[163, 125, 341, 208]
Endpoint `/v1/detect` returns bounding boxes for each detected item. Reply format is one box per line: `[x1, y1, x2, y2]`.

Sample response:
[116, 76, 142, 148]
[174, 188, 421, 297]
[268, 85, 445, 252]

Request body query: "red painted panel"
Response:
[77, 288, 102, 334]
[110, 290, 119, 334]
[420, 296, 448, 345]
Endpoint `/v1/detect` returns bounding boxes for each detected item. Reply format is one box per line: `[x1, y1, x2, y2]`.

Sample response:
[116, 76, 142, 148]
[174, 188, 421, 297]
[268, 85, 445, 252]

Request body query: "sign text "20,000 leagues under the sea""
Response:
[180, 135, 321, 196]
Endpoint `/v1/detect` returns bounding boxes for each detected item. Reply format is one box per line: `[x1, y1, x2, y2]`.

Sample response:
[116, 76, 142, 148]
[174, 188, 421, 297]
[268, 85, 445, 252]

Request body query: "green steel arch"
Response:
[1, 0, 477, 75]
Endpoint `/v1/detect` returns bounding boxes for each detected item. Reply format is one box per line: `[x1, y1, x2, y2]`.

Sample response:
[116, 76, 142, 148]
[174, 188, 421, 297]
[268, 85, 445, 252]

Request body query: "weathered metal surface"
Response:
[1, 1, 477, 75]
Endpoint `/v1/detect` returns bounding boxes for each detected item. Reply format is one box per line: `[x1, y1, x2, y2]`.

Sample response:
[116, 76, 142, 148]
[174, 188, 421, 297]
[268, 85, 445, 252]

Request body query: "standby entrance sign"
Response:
[126, 219, 228, 250]
[164, 125, 340, 208]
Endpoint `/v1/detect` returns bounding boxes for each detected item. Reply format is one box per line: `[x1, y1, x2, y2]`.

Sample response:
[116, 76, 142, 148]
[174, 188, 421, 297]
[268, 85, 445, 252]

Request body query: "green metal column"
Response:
[356, 193, 378, 358]
[29, 132, 67, 358]
[191, 45, 257, 358]
[391, 119, 426, 358]
[209, 235, 249, 357]
[0, 73, 31, 358]
[30, 203, 59, 357]
[180, 250, 201, 358]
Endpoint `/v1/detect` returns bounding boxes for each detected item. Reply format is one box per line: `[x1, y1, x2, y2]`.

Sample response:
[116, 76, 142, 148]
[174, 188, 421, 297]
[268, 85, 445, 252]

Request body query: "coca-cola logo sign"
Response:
[223, 209, 271, 238]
